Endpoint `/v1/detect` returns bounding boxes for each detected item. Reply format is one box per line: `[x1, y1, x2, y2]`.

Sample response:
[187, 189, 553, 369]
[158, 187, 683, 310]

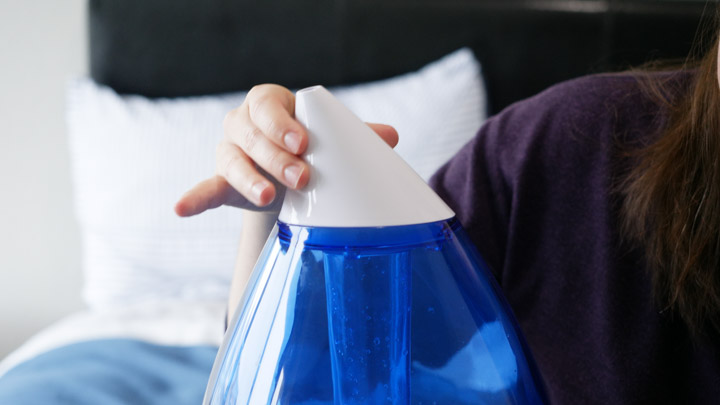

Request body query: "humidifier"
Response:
[203, 86, 547, 404]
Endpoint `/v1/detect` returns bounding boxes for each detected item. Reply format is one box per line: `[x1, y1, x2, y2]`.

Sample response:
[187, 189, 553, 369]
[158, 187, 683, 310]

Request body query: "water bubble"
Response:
[373, 337, 381, 346]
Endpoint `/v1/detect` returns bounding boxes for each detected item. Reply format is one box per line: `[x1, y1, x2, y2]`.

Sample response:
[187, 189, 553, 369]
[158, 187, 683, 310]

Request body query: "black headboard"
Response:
[89, 0, 712, 114]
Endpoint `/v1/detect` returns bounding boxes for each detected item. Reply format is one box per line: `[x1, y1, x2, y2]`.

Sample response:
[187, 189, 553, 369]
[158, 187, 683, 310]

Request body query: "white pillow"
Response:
[66, 48, 487, 310]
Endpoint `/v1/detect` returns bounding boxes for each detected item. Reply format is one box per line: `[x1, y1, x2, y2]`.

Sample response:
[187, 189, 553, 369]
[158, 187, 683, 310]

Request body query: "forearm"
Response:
[227, 210, 279, 321]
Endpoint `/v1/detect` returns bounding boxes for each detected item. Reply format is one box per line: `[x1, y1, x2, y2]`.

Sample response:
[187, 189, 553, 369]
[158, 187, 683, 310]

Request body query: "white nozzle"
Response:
[278, 86, 454, 227]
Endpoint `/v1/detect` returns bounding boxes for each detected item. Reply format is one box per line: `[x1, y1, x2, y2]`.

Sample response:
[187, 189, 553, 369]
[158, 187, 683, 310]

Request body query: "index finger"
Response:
[246, 84, 308, 155]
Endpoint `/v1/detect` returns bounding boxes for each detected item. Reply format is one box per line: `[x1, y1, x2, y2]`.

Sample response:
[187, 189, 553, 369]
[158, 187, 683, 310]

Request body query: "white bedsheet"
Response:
[0, 300, 226, 377]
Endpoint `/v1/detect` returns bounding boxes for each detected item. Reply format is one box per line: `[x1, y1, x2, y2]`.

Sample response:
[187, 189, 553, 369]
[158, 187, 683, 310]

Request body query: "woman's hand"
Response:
[174, 84, 399, 217]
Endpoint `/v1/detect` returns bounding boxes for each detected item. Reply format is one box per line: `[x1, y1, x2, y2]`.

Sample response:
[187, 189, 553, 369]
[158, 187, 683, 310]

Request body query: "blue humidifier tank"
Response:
[204, 86, 548, 404]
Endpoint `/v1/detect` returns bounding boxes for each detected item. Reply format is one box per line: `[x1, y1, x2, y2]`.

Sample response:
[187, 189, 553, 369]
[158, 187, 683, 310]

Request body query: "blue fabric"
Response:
[0, 339, 217, 404]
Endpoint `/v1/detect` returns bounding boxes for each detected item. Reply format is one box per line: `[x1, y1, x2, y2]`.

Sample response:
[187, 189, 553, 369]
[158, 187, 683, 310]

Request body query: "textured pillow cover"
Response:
[66, 48, 487, 310]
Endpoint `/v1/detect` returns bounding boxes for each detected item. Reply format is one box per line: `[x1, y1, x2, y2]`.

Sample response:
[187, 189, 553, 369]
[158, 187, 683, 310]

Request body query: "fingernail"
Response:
[251, 181, 269, 204]
[284, 132, 301, 153]
[283, 165, 303, 188]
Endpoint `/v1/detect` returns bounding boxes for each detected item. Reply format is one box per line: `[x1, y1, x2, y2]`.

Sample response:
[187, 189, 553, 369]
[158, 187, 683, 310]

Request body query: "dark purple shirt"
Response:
[430, 73, 720, 404]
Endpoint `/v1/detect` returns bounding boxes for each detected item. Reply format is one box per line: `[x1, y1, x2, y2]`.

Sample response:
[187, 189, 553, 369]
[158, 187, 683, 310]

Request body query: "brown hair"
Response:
[621, 19, 720, 339]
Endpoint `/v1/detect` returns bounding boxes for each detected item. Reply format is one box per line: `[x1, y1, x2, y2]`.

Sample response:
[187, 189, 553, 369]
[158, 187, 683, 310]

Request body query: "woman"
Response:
[175, 30, 720, 405]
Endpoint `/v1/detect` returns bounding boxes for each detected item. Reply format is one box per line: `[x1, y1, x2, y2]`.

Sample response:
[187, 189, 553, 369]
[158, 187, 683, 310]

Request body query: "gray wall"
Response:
[0, 0, 86, 359]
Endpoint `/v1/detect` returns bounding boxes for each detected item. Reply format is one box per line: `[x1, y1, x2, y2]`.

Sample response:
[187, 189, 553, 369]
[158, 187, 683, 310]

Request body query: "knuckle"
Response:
[246, 84, 266, 102]
[265, 117, 284, 140]
[220, 153, 243, 179]
[248, 93, 271, 121]
[223, 107, 241, 133]
[265, 148, 285, 173]
[241, 126, 264, 154]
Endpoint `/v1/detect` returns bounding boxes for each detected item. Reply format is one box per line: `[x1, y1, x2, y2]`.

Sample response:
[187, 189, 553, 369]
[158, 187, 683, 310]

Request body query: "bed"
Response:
[0, 0, 709, 403]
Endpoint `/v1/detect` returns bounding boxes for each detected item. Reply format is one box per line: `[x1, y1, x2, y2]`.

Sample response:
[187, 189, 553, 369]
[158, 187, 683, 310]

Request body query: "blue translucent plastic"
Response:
[205, 218, 547, 404]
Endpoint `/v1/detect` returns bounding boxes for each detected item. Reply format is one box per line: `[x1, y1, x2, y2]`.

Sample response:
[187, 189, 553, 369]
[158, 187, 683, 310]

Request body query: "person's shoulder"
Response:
[515, 70, 690, 122]
[545, 71, 649, 97]
[512, 72, 649, 119]
[465, 70, 691, 185]
[486, 70, 690, 147]
[481, 74, 638, 145]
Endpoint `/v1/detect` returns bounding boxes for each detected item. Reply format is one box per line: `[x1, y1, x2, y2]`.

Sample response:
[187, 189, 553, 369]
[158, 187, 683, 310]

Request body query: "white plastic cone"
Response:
[279, 85, 454, 227]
